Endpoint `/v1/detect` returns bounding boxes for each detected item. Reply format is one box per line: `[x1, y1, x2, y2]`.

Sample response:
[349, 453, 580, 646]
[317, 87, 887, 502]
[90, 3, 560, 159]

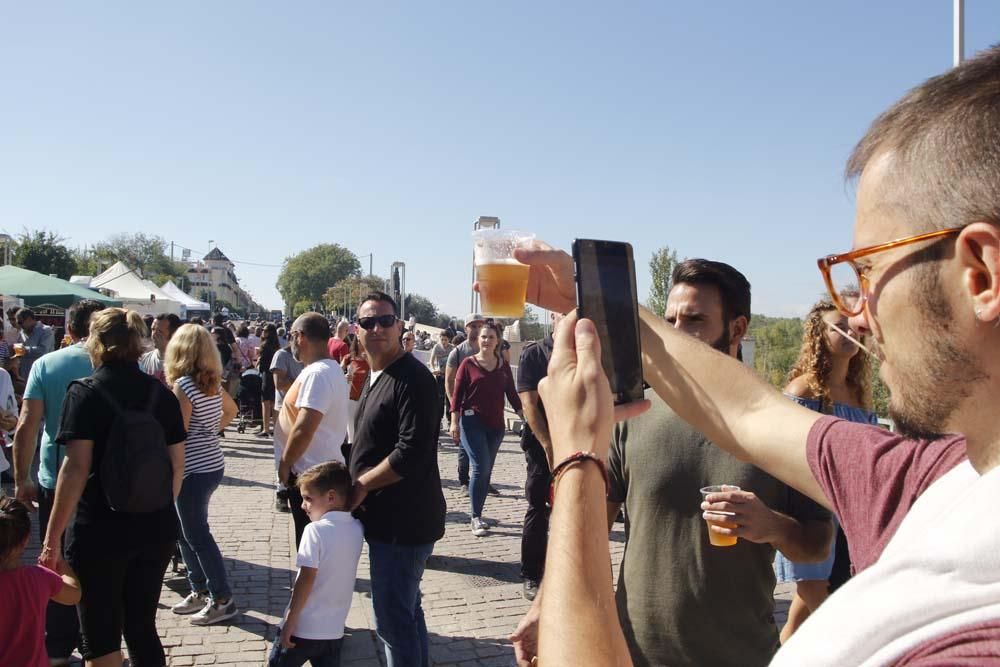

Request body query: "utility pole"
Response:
[953, 0, 965, 67]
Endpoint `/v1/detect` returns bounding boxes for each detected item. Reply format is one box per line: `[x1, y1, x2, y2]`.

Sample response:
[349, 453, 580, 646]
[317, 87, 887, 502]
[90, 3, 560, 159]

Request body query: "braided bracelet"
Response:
[548, 451, 610, 506]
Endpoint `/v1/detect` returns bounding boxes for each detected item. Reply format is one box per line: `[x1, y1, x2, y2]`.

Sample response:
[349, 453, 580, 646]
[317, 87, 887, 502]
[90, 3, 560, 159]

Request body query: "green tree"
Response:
[518, 307, 546, 341]
[647, 246, 680, 317]
[403, 293, 439, 324]
[13, 230, 77, 278]
[89, 233, 188, 285]
[748, 314, 804, 387]
[277, 244, 361, 308]
[323, 274, 388, 318]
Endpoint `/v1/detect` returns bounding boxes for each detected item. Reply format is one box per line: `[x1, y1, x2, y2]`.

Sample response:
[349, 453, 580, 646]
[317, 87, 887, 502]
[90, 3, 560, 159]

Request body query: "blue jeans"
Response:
[368, 540, 435, 667]
[268, 634, 342, 667]
[175, 468, 231, 601]
[460, 413, 504, 518]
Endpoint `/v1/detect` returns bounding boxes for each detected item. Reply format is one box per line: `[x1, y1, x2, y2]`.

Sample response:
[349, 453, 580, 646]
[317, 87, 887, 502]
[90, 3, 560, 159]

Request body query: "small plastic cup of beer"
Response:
[700, 485, 740, 547]
[473, 229, 535, 319]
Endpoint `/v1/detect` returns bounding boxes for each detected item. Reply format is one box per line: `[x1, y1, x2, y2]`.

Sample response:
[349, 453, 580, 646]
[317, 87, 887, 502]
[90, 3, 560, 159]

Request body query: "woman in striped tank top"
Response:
[164, 324, 239, 626]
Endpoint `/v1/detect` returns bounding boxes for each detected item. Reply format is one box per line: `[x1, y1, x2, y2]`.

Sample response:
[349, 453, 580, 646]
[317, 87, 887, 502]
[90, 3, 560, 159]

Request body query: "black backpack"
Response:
[75, 378, 174, 513]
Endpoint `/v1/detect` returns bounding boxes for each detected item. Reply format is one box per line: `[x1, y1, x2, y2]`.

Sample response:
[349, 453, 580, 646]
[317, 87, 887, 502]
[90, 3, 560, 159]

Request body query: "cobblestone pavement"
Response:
[12, 425, 793, 666]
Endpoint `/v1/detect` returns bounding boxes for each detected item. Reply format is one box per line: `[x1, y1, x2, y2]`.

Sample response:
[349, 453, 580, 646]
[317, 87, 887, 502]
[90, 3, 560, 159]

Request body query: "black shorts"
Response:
[68, 524, 174, 663]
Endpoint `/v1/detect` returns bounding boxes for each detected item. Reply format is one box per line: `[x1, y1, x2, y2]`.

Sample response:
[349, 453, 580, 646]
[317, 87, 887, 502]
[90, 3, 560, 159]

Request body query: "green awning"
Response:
[0, 265, 122, 308]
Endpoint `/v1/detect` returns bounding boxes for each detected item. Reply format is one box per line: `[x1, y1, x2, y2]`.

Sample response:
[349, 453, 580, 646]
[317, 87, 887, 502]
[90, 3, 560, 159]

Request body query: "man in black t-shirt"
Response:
[515, 326, 557, 602]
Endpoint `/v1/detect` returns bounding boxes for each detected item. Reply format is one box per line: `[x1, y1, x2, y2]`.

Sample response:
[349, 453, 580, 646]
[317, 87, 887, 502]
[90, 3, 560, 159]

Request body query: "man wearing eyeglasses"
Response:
[348, 292, 445, 666]
[507, 47, 1000, 667]
[276, 312, 350, 546]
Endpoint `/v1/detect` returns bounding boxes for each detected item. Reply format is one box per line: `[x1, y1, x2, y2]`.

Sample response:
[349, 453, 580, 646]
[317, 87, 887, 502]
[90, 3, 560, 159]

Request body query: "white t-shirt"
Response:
[279, 359, 349, 475]
[290, 510, 364, 639]
[772, 460, 1000, 666]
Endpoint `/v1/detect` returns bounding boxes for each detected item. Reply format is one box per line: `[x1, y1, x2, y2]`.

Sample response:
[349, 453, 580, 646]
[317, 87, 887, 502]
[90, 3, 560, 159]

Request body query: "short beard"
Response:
[887, 262, 987, 439]
[710, 327, 731, 356]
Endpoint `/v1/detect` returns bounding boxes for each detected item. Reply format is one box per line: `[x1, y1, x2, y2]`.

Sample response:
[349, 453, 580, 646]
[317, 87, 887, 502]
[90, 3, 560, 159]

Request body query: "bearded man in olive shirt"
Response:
[606, 261, 833, 666]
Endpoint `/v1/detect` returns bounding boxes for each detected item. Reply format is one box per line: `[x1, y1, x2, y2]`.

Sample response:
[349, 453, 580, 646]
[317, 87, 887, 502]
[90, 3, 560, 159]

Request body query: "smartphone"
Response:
[572, 239, 645, 405]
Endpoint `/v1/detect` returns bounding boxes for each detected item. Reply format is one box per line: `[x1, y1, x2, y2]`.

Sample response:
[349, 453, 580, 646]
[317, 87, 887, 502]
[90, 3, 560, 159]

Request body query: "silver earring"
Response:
[976, 308, 983, 321]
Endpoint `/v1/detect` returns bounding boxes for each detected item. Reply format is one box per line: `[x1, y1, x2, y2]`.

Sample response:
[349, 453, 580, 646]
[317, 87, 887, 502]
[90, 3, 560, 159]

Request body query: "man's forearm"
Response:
[12, 406, 41, 484]
[357, 457, 403, 492]
[521, 401, 553, 468]
[773, 517, 834, 563]
[540, 463, 631, 665]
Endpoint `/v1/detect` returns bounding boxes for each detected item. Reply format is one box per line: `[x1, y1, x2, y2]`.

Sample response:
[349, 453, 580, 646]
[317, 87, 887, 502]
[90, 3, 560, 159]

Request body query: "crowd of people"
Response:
[2, 44, 1000, 667]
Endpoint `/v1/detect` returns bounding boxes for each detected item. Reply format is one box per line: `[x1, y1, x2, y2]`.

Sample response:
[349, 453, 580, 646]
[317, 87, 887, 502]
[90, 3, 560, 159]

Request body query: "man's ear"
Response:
[957, 223, 1000, 322]
[729, 315, 749, 344]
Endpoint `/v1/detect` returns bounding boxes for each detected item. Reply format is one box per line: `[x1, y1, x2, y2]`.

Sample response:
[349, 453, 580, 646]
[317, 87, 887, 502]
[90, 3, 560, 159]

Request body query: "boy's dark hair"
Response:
[68, 299, 106, 338]
[295, 461, 353, 499]
[0, 497, 31, 559]
[15, 308, 36, 324]
[357, 291, 399, 317]
[672, 259, 752, 326]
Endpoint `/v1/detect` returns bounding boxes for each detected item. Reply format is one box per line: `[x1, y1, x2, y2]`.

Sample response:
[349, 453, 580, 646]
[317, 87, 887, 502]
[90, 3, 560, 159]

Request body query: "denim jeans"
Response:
[460, 414, 504, 518]
[175, 468, 231, 601]
[39, 485, 80, 659]
[368, 540, 435, 667]
[268, 634, 343, 667]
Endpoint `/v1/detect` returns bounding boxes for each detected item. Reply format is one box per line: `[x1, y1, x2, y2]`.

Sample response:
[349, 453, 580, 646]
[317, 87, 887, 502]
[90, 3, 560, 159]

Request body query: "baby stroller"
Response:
[234, 368, 263, 433]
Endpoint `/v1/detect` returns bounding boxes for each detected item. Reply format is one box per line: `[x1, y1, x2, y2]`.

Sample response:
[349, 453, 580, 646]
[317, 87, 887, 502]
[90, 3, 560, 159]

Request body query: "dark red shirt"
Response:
[450, 356, 522, 432]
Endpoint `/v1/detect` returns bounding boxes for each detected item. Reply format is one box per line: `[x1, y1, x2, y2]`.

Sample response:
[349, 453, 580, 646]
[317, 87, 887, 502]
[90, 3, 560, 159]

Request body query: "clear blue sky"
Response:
[2, 2, 998, 316]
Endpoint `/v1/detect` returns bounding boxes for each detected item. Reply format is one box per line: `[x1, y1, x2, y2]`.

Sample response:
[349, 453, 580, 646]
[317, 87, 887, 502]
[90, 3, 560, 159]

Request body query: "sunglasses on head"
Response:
[358, 314, 398, 330]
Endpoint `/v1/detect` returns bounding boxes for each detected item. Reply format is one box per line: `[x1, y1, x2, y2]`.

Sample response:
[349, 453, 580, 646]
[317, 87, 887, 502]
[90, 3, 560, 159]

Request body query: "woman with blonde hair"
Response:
[774, 299, 877, 642]
[165, 323, 239, 625]
[41, 308, 186, 666]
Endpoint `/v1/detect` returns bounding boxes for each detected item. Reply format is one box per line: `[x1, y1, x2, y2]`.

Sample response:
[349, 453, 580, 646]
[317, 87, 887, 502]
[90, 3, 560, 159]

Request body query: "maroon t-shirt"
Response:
[450, 356, 522, 432]
[327, 338, 349, 364]
[806, 417, 1000, 663]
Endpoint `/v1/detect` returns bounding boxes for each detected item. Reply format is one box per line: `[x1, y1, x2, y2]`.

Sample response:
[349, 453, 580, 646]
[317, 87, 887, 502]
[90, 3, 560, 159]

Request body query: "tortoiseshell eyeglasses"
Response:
[817, 226, 966, 317]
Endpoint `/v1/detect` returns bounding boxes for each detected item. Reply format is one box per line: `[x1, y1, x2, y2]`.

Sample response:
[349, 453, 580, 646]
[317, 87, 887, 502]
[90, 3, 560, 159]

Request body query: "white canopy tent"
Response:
[89, 262, 183, 316]
[160, 280, 212, 318]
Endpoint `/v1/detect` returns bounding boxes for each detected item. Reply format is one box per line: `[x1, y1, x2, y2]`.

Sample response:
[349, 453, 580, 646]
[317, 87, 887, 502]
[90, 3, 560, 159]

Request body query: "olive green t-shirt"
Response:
[609, 393, 830, 667]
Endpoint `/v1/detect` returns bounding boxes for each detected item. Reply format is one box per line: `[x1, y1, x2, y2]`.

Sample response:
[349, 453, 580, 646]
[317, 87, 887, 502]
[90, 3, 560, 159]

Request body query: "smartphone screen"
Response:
[573, 239, 645, 405]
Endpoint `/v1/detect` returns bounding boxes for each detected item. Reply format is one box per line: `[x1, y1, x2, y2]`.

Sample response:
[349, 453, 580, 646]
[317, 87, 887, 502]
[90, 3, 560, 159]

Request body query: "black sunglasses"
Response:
[358, 314, 398, 330]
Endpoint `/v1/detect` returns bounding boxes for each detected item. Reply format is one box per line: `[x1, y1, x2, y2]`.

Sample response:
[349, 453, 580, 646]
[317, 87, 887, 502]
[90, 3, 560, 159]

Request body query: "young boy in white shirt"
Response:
[269, 461, 364, 667]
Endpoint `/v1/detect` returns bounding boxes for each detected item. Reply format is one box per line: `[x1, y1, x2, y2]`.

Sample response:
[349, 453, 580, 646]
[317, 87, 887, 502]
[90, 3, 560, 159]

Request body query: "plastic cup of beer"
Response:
[473, 229, 535, 319]
[700, 485, 740, 547]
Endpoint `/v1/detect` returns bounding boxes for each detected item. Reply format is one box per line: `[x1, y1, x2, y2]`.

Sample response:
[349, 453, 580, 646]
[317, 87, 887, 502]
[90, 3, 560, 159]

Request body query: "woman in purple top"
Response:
[449, 321, 522, 537]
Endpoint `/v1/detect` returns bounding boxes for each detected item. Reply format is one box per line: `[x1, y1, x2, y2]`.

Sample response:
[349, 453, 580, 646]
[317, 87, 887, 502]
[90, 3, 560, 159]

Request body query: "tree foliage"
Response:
[403, 293, 439, 324]
[87, 232, 189, 287]
[323, 274, 389, 318]
[748, 314, 804, 387]
[277, 244, 360, 308]
[647, 246, 680, 317]
[13, 229, 77, 279]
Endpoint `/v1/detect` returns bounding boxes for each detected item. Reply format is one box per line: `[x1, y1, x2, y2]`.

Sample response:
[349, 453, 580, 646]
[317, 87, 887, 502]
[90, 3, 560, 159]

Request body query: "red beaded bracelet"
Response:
[548, 451, 610, 506]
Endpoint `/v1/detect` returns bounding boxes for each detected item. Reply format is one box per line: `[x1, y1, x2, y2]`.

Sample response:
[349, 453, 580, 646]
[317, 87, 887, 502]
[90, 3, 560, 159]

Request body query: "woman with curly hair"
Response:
[165, 324, 239, 625]
[774, 299, 877, 642]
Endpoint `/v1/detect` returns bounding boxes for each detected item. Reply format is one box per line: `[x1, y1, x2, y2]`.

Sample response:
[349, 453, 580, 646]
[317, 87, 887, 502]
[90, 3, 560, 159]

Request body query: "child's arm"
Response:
[51, 561, 81, 606]
[281, 566, 318, 648]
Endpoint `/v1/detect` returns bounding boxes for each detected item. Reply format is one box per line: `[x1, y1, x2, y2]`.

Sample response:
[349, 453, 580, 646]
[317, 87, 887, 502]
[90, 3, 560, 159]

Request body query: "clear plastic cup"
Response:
[700, 485, 740, 547]
[473, 230, 535, 319]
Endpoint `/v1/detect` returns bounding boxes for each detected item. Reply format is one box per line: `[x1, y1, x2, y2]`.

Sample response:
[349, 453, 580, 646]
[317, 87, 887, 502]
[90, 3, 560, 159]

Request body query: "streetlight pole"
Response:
[471, 216, 500, 314]
[954, 0, 965, 67]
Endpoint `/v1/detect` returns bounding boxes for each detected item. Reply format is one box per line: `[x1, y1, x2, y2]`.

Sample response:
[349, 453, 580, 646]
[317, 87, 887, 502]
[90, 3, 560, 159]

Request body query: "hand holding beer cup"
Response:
[700, 485, 741, 547]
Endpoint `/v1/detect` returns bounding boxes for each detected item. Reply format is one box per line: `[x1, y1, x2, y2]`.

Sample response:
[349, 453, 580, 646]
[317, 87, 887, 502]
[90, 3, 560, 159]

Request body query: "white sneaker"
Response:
[471, 517, 489, 537]
[190, 598, 238, 626]
[172, 591, 209, 615]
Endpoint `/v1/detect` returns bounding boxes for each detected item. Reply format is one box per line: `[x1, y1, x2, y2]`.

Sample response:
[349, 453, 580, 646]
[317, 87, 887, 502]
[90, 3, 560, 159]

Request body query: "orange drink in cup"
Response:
[700, 485, 740, 547]
[473, 230, 534, 319]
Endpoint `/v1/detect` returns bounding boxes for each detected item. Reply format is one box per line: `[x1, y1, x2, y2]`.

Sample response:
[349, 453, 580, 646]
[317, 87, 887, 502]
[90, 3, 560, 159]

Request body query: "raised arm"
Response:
[511, 242, 827, 507]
